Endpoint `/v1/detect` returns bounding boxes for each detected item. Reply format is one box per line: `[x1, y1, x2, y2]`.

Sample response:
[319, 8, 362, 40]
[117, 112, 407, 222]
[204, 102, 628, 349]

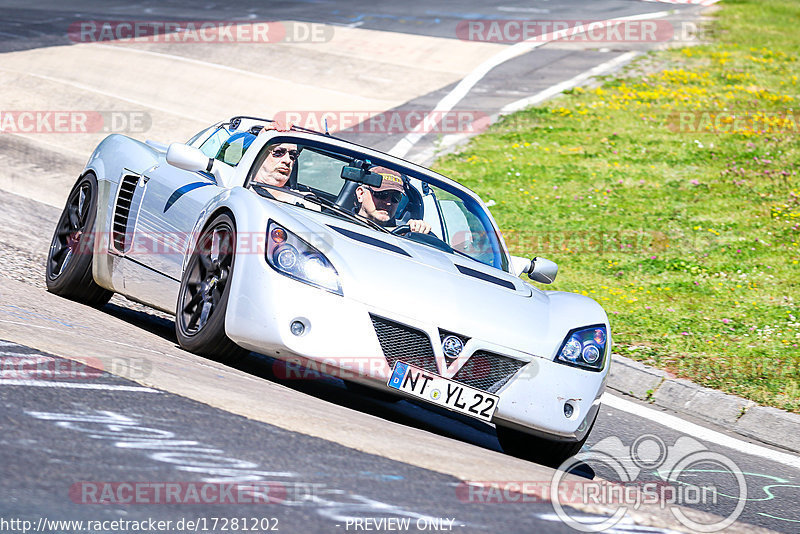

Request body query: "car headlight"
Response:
[266, 221, 342, 295]
[555, 325, 608, 371]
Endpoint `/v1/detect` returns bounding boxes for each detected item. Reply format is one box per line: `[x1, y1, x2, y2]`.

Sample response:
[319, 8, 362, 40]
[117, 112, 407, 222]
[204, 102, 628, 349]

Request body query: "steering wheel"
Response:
[390, 224, 411, 235]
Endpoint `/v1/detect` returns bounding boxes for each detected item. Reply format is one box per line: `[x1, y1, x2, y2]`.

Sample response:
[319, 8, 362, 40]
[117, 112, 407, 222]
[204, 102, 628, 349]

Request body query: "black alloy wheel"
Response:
[45, 173, 112, 306]
[176, 213, 246, 361]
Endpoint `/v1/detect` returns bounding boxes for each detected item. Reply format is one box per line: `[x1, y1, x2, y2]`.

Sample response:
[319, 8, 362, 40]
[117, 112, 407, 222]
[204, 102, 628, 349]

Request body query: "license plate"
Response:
[387, 362, 499, 422]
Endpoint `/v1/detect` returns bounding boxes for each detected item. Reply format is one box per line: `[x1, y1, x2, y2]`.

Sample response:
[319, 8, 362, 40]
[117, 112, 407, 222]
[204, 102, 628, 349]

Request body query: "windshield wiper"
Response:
[251, 184, 389, 234]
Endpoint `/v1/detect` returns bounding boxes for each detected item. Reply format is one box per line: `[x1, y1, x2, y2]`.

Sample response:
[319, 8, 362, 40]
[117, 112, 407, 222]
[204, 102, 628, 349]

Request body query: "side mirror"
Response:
[529, 257, 558, 284]
[511, 255, 558, 284]
[166, 143, 214, 173]
[510, 256, 533, 277]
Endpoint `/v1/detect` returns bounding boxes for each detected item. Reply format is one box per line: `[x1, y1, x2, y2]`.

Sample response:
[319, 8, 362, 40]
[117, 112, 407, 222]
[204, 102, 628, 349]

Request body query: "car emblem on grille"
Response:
[442, 335, 464, 359]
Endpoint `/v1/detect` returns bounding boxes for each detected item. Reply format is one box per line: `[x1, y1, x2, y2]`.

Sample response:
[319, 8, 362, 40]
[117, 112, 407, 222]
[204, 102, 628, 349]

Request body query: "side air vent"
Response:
[112, 175, 140, 253]
[329, 226, 411, 257]
[455, 264, 516, 290]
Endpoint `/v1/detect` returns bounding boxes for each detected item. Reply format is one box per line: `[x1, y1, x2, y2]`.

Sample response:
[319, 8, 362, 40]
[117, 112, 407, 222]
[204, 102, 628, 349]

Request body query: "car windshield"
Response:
[247, 136, 510, 271]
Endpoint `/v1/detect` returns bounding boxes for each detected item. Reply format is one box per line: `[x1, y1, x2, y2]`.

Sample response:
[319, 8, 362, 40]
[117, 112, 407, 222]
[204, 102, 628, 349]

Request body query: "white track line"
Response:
[411, 51, 638, 164]
[388, 10, 671, 158]
[500, 51, 638, 114]
[0, 67, 212, 123]
[0, 379, 159, 392]
[0, 319, 165, 356]
[602, 393, 800, 471]
[641, 0, 719, 6]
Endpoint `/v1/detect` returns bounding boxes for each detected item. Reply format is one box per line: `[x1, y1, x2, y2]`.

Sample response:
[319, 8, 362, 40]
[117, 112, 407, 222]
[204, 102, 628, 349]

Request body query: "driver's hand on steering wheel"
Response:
[408, 219, 431, 234]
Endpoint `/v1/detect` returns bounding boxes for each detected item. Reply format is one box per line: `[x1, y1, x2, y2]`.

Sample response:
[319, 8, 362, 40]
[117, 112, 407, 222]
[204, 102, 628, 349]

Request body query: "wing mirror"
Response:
[166, 143, 214, 173]
[511, 255, 558, 284]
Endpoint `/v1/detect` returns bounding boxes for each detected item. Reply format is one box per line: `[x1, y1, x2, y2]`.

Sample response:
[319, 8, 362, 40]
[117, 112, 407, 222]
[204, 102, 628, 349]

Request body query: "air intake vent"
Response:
[112, 175, 140, 253]
[370, 314, 437, 374]
[452, 351, 527, 393]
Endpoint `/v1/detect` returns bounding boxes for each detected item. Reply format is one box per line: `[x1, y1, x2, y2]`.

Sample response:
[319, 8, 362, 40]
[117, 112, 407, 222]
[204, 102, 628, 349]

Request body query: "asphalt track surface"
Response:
[1, 1, 799, 533]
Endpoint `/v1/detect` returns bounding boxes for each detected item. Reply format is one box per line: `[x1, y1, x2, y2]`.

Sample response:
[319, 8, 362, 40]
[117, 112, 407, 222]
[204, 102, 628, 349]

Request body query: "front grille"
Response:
[112, 175, 139, 253]
[370, 315, 437, 374]
[452, 351, 527, 393]
[371, 315, 527, 394]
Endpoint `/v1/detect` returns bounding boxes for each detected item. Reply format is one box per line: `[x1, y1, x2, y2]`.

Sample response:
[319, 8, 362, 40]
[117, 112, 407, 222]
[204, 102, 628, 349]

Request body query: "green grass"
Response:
[434, 0, 800, 412]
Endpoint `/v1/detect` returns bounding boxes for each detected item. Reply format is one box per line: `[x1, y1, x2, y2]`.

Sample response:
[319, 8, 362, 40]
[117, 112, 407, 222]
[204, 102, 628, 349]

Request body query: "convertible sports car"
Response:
[46, 116, 611, 465]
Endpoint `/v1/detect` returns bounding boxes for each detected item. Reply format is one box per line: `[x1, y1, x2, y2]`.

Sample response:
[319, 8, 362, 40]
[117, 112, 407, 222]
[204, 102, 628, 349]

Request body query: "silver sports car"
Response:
[46, 116, 611, 465]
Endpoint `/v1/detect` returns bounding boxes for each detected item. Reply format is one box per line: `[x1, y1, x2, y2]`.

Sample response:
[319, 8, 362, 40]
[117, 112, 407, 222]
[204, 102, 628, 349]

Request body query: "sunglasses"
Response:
[368, 188, 403, 203]
[270, 147, 298, 161]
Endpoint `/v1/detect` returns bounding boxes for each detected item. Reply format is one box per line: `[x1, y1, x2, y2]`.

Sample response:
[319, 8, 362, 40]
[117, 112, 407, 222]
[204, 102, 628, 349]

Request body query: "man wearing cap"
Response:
[355, 166, 431, 233]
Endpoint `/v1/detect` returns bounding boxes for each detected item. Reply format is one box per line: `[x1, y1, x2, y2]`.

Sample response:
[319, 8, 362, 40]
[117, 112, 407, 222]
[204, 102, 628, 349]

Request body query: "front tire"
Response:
[175, 213, 246, 362]
[45, 173, 113, 307]
[496, 421, 593, 468]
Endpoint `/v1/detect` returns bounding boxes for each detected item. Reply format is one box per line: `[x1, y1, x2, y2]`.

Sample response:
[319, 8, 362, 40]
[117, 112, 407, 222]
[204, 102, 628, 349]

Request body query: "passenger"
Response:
[251, 142, 298, 201]
[251, 140, 319, 211]
[354, 166, 431, 233]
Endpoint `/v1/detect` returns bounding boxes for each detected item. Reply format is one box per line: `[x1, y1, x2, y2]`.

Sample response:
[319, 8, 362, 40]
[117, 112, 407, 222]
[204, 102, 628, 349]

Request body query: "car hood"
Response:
[274, 205, 605, 357]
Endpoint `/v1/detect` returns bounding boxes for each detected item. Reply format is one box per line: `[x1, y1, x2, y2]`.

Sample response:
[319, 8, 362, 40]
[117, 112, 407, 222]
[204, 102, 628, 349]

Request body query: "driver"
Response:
[354, 166, 431, 233]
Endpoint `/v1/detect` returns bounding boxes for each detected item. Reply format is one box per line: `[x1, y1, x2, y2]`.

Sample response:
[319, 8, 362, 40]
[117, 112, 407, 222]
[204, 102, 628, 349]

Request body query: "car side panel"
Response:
[86, 135, 161, 293]
[130, 164, 219, 281]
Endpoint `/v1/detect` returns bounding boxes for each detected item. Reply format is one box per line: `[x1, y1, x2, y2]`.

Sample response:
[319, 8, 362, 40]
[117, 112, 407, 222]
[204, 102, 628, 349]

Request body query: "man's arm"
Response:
[407, 219, 431, 234]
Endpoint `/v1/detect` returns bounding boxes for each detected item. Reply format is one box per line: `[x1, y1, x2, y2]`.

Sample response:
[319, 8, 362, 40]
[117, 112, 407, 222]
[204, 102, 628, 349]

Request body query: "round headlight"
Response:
[582, 344, 601, 364]
[274, 245, 298, 270]
[562, 338, 582, 361]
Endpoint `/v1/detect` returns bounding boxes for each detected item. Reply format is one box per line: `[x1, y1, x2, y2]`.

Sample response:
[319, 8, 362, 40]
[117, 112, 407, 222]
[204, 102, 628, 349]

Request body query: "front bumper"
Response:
[225, 252, 607, 442]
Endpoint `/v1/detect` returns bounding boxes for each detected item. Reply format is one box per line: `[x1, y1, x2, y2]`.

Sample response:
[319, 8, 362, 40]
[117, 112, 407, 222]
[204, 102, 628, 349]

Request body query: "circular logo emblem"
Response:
[442, 336, 464, 359]
[430, 389, 441, 401]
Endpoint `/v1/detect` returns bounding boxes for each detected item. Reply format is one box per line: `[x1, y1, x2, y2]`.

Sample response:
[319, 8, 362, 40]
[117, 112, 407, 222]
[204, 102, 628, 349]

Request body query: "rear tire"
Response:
[175, 213, 246, 362]
[45, 173, 113, 307]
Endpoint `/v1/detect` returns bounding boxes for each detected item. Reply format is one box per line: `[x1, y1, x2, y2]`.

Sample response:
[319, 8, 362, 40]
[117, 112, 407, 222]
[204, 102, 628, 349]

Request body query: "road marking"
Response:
[602, 393, 800, 471]
[496, 7, 550, 14]
[0, 379, 159, 392]
[411, 51, 637, 164]
[500, 51, 638, 114]
[0, 319, 168, 356]
[388, 10, 671, 158]
[641, 0, 719, 6]
[88, 43, 380, 102]
[0, 67, 212, 123]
